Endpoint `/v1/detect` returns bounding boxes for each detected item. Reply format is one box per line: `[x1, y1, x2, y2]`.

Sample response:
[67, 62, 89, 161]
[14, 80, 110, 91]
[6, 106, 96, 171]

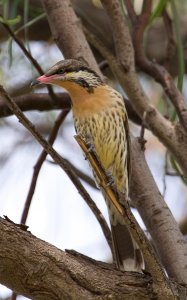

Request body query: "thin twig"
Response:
[162, 10, 176, 68]
[48, 158, 98, 190]
[123, 0, 137, 23]
[21, 110, 69, 225]
[0, 20, 56, 99]
[1, 20, 43, 74]
[0, 85, 112, 252]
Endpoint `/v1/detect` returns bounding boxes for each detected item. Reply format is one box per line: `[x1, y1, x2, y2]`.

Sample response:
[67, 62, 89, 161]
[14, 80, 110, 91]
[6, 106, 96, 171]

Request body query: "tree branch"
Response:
[41, 0, 103, 78]
[0, 85, 112, 252]
[0, 92, 71, 118]
[89, 2, 187, 180]
[2, 217, 185, 300]
[75, 136, 174, 299]
[21, 110, 69, 225]
[0, 92, 143, 126]
[131, 1, 187, 133]
[130, 137, 187, 285]
[123, 0, 137, 23]
[48, 158, 98, 190]
[0, 20, 55, 99]
[84, 23, 187, 286]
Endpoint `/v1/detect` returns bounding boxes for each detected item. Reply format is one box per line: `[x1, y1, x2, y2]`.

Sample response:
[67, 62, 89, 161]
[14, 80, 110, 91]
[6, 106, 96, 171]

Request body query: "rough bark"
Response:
[1, 0, 187, 78]
[0, 92, 71, 117]
[41, 0, 102, 77]
[0, 217, 186, 300]
[99, 0, 187, 179]
[0, 92, 142, 125]
[130, 138, 187, 285]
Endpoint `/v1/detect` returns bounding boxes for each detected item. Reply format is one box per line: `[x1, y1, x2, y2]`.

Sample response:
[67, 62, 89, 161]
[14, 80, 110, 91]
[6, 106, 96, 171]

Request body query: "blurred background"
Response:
[0, 0, 187, 299]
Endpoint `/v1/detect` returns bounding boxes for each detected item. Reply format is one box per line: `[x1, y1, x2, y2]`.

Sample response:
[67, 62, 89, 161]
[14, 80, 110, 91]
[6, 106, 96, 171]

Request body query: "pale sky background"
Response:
[0, 40, 187, 300]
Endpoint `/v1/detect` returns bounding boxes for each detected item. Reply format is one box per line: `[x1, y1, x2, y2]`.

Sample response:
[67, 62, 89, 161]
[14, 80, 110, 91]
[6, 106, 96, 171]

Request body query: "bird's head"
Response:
[31, 59, 103, 94]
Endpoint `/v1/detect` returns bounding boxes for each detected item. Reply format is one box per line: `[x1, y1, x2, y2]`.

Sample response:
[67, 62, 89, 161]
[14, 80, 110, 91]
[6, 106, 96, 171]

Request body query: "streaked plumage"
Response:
[31, 59, 144, 272]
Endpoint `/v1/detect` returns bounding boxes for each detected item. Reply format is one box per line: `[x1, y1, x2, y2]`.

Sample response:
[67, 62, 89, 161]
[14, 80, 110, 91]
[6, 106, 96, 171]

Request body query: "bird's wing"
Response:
[123, 111, 131, 185]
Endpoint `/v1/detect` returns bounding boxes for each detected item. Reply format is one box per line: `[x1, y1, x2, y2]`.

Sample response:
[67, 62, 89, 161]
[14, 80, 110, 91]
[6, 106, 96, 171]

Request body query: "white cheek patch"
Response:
[68, 70, 86, 80]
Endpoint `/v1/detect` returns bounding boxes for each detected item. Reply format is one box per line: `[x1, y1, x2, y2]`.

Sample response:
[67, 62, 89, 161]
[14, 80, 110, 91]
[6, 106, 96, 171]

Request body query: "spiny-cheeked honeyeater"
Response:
[31, 59, 144, 272]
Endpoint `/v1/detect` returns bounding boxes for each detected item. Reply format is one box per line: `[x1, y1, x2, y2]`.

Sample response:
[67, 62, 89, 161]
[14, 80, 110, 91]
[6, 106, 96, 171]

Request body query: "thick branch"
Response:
[0, 217, 186, 299]
[131, 2, 187, 133]
[0, 217, 175, 300]
[90, 2, 187, 179]
[75, 136, 174, 299]
[41, 0, 102, 77]
[0, 92, 71, 117]
[0, 92, 143, 126]
[130, 137, 187, 285]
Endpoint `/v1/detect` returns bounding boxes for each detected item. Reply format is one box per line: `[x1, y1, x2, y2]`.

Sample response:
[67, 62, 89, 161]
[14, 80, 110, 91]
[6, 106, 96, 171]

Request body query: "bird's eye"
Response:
[57, 69, 65, 74]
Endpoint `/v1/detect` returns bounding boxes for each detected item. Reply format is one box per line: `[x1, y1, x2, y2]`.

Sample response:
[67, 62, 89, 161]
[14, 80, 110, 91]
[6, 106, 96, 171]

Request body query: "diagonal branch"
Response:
[131, 1, 187, 132]
[21, 109, 69, 225]
[41, 0, 103, 78]
[0, 20, 56, 100]
[0, 85, 112, 252]
[75, 135, 174, 299]
[86, 3, 187, 179]
[48, 158, 98, 189]
[130, 137, 187, 285]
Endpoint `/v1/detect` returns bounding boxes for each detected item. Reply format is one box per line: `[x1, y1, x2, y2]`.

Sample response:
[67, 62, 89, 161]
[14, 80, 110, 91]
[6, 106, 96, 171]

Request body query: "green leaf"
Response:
[0, 15, 21, 25]
[15, 12, 46, 35]
[170, 155, 187, 185]
[149, 0, 168, 23]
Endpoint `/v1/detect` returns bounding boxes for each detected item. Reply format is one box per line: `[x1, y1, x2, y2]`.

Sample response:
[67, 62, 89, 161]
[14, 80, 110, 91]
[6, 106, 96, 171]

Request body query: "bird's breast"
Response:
[72, 85, 129, 194]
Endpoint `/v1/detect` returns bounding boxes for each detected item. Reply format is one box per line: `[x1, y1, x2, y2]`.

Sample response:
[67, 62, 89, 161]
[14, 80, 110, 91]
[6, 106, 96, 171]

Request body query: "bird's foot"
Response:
[106, 174, 115, 187]
[87, 143, 95, 152]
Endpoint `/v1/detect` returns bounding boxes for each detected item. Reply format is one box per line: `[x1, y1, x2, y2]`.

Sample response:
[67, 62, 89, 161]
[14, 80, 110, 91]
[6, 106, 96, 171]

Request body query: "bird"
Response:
[31, 59, 144, 272]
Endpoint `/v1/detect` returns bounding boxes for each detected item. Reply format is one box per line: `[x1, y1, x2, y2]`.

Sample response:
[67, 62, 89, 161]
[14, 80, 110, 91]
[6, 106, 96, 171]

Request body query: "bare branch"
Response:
[0, 20, 56, 100]
[21, 110, 69, 225]
[75, 135, 174, 299]
[84, 23, 187, 284]
[2, 217, 185, 300]
[162, 10, 176, 68]
[48, 158, 98, 190]
[123, 0, 137, 23]
[0, 92, 143, 127]
[0, 20, 43, 75]
[88, 2, 187, 179]
[0, 92, 71, 118]
[41, 0, 103, 78]
[130, 137, 187, 285]
[131, 2, 187, 132]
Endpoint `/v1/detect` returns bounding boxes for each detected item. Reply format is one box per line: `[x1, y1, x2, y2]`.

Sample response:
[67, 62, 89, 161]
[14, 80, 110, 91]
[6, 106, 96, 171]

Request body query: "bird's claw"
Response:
[87, 143, 95, 152]
[84, 142, 95, 160]
[106, 176, 115, 187]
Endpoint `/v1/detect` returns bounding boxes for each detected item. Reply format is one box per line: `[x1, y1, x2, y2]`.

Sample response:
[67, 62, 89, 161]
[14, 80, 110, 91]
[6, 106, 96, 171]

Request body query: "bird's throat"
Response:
[61, 82, 114, 117]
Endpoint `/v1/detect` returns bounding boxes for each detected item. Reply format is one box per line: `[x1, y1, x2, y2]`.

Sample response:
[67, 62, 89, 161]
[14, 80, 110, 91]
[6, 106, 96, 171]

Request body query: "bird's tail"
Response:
[111, 223, 144, 272]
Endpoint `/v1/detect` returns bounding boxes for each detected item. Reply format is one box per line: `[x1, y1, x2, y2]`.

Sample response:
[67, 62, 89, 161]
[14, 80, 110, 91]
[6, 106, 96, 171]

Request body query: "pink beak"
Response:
[31, 74, 57, 87]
